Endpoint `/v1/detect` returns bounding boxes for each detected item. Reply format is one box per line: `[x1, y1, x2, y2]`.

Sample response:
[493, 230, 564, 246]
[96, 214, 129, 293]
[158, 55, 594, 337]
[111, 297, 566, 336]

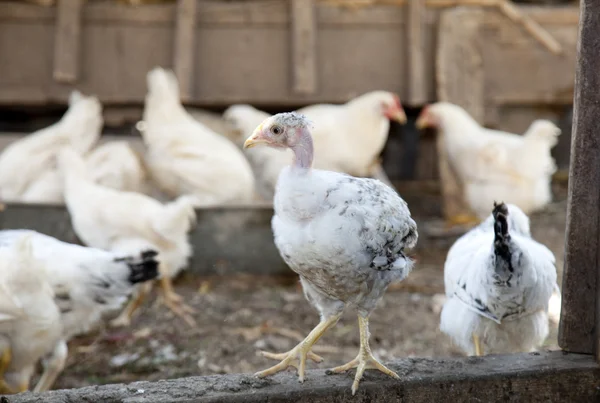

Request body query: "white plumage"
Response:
[0, 91, 103, 204]
[139, 67, 257, 206]
[0, 234, 63, 394]
[440, 202, 558, 355]
[416, 103, 560, 219]
[57, 147, 197, 327]
[223, 92, 406, 200]
[85, 141, 148, 194]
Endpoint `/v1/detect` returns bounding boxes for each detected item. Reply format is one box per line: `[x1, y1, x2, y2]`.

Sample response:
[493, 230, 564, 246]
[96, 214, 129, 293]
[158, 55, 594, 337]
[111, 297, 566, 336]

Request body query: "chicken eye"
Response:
[271, 125, 283, 136]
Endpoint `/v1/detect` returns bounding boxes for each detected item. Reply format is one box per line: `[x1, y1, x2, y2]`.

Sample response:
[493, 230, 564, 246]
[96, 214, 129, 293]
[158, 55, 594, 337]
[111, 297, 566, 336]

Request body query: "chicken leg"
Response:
[0, 346, 14, 394]
[158, 274, 197, 327]
[255, 313, 342, 382]
[110, 281, 153, 327]
[472, 333, 483, 356]
[326, 315, 399, 395]
[33, 341, 68, 393]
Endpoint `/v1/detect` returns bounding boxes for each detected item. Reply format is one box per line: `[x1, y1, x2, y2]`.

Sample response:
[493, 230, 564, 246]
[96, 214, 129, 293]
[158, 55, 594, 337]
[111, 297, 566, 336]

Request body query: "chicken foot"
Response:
[326, 315, 399, 395]
[472, 333, 484, 356]
[159, 276, 197, 327]
[255, 313, 341, 382]
[110, 281, 153, 328]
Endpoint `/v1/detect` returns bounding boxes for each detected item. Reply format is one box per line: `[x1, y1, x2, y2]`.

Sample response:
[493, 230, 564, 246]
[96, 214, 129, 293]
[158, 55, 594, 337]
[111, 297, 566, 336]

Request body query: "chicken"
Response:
[243, 112, 418, 395]
[439, 202, 557, 356]
[138, 67, 256, 206]
[223, 92, 406, 200]
[0, 230, 159, 392]
[85, 141, 148, 194]
[0, 91, 102, 204]
[57, 147, 197, 327]
[0, 233, 63, 394]
[415, 103, 560, 224]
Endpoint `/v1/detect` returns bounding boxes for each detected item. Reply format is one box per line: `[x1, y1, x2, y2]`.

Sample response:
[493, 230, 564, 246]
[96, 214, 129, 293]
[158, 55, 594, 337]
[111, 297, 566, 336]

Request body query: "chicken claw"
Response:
[255, 314, 340, 382]
[326, 315, 399, 395]
[158, 276, 197, 327]
[0, 347, 17, 394]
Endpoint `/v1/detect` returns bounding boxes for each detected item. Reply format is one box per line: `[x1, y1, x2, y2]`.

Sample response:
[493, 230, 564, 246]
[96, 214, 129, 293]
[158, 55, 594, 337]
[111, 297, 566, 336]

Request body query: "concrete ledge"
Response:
[5, 352, 599, 402]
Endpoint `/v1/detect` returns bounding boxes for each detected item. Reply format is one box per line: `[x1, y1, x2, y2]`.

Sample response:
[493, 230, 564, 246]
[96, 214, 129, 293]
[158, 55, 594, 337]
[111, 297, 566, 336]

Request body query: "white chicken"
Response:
[0, 233, 63, 394]
[57, 147, 197, 327]
[0, 91, 103, 204]
[85, 141, 148, 194]
[223, 92, 406, 200]
[416, 103, 561, 223]
[243, 112, 418, 395]
[0, 229, 159, 392]
[440, 202, 557, 356]
[138, 67, 256, 206]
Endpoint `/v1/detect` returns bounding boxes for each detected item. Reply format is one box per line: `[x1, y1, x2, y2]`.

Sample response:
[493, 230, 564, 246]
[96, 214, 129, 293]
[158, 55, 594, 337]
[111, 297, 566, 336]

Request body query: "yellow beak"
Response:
[415, 116, 427, 130]
[393, 109, 408, 125]
[243, 124, 267, 149]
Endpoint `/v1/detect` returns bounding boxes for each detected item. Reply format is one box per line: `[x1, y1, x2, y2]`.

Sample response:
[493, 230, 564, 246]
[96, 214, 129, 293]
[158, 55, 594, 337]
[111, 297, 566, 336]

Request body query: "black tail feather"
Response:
[493, 202, 512, 270]
[115, 249, 160, 284]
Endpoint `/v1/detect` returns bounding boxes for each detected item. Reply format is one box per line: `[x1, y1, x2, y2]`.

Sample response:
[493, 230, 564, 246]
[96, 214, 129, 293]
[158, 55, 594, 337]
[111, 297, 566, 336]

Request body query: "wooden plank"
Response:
[559, 0, 600, 357]
[406, 0, 426, 106]
[173, 0, 197, 101]
[435, 7, 484, 221]
[52, 0, 84, 83]
[290, 0, 317, 95]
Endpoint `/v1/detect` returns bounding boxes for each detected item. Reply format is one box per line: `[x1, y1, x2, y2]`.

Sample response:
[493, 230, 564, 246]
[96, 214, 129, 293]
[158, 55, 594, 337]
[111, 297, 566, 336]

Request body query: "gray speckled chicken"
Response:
[243, 112, 418, 395]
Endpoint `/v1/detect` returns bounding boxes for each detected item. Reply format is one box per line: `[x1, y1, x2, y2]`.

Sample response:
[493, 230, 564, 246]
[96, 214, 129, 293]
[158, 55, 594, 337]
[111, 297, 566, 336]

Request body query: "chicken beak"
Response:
[243, 124, 266, 149]
[390, 109, 407, 125]
[415, 115, 427, 130]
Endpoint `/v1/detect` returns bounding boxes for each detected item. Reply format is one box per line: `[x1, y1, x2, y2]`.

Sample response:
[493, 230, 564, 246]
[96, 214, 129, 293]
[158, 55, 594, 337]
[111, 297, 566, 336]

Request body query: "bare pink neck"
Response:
[290, 128, 314, 170]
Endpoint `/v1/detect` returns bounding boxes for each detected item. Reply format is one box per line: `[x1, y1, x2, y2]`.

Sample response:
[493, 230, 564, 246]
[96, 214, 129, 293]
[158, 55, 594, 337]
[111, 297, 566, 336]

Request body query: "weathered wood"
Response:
[6, 352, 600, 403]
[436, 7, 483, 221]
[52, 0, 84, 83]
[172, 0, 197, 101]
[290, 0, 317, 95]
[558, 0, 600, 357]
[406, 0, 427, 105]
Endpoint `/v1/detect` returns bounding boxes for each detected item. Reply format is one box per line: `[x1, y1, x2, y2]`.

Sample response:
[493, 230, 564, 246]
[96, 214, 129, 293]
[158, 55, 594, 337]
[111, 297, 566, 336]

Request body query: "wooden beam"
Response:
[290, 0, 317, 95]
[172, 0, 197, 102]
[52, 0, 84, 83]
[406, 0, 426, 106]
[558, 0, 600, 356]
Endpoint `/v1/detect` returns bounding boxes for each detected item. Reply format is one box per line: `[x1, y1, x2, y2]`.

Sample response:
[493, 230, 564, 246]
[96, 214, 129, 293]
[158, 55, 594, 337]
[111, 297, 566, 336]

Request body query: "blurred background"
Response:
[0, 0, 578, 392]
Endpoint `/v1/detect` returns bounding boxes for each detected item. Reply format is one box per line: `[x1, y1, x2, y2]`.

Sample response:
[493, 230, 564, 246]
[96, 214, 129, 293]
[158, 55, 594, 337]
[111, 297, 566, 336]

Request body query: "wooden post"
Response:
[173, 0, 197, 102]
[435, 7, 484, 222]
[558, 0, 600, 358]
[52, 0, 84, 83]
[406, 0, 427, 106]
[290, 0, 317, 95]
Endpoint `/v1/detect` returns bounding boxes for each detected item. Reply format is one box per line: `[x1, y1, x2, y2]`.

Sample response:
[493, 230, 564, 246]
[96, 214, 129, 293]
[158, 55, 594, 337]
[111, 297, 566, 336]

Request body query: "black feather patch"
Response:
[493, 201, 513, 272]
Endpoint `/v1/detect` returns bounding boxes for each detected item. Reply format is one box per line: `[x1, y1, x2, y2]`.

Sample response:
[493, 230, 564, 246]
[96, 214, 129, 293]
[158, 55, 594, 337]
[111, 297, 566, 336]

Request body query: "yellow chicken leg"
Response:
[255, 313, 341, 382]
[326, 315, 399, 395]
[110, 282, 153, 328]
[473, 333, 483, 356]
[159, 275, 197, 327]
[0, 346, 15, 394]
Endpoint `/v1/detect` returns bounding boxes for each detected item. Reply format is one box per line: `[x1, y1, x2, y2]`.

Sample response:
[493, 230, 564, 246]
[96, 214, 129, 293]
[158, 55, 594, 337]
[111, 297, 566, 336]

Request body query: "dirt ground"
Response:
[42, 182, 568, 391]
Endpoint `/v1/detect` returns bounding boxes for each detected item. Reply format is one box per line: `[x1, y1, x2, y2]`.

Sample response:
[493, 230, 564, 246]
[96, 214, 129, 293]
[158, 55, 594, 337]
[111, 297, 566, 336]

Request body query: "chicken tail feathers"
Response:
[493, 201, 516, 277]
[114, 249, 160, 285]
